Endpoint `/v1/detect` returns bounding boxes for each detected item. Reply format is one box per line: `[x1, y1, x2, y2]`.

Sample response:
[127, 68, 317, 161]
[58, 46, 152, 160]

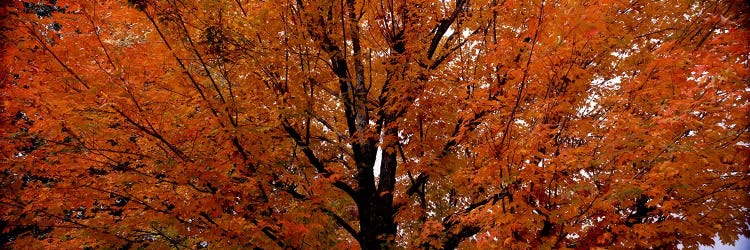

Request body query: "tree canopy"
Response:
[1, 0, 748, 249]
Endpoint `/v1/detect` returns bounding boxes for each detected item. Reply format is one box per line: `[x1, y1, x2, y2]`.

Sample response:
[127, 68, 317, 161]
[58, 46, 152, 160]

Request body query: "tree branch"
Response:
[320, 207, 360, 241]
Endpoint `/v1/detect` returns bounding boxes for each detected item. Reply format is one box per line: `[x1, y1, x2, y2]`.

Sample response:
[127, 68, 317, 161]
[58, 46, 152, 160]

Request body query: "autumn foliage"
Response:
[1, 0, 749, 249]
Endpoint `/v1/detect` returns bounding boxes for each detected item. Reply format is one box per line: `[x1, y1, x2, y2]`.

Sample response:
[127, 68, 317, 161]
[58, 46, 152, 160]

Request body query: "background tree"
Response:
[1, 0, 748, 249]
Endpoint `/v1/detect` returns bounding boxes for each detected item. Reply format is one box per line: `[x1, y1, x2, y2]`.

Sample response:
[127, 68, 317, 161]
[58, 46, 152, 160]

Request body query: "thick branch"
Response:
[426, 0, 468, 60]
[321, 207, 360, 241]
[281, 119, 358, 199]
[441, 192, 508, 249]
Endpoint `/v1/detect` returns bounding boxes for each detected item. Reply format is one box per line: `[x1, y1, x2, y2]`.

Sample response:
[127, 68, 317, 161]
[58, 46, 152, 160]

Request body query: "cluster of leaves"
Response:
[1, 0, 748, 249]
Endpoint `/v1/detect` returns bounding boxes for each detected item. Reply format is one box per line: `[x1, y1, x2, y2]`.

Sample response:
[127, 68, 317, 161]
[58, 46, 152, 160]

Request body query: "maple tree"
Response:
[1, 0, 749, 249]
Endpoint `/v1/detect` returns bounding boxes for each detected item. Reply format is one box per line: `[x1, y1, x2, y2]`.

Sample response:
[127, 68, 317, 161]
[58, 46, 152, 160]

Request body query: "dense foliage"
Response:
[2, 0, 748, 249]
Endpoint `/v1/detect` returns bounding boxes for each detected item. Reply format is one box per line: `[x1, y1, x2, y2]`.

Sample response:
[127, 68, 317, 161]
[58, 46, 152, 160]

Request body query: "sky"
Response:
[700, 236, 750, 250]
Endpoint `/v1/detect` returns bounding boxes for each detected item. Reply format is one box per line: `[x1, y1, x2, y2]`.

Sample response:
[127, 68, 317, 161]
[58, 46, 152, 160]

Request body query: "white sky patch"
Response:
[579, 169, 591, 179]
[374, 146, 382, 179]
[578, 76, 623, 117]
[374, 121, 384, 180]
